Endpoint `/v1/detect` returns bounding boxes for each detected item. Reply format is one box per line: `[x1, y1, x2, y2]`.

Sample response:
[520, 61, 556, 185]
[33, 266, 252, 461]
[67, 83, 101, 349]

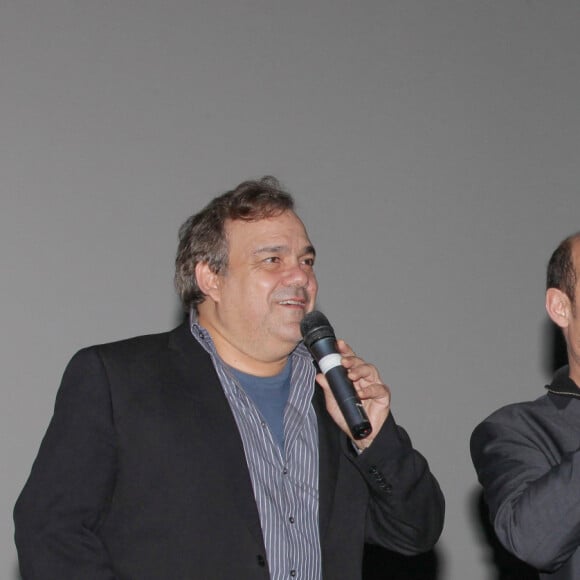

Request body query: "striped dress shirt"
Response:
[190, 319, 322, 580]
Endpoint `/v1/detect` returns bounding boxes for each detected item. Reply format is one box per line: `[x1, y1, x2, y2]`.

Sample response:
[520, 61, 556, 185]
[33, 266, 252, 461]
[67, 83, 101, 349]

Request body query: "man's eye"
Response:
[302, 258, 315, 267]
[264, 257, 280, 264]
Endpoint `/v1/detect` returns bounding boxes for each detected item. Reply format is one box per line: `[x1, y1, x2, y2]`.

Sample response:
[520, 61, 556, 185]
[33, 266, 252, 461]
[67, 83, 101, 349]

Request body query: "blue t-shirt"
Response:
[229, 360, 292, 451]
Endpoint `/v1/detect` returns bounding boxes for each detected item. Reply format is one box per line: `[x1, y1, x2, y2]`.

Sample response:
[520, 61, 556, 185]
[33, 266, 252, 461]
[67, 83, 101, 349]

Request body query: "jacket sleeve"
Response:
[349, 414, 445, 555]
[471, 418, 580, 572]
[14, 348, 118, 580]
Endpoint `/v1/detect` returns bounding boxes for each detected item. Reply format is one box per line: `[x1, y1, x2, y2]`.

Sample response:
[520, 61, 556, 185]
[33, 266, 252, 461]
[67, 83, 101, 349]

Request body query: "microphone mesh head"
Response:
[300, 311, 335, 348]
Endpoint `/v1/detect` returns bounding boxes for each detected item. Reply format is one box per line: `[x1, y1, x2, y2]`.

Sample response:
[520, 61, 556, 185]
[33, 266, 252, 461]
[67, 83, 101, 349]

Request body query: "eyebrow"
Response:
[253, 244, 316, 257]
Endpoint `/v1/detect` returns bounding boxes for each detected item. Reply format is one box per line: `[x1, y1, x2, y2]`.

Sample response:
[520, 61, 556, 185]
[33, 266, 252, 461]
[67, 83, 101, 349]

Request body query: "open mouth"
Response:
[278, 299, 306, 307]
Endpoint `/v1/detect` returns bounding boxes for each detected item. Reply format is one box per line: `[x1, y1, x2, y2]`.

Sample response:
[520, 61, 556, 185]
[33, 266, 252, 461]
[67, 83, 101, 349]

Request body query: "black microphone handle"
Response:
[323, 364, 373, 440]
[310, 336, 372, 440]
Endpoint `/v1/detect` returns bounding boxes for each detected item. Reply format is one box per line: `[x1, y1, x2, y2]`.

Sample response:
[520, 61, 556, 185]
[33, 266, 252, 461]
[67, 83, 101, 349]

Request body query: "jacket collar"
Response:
[545, 365, 580, 398]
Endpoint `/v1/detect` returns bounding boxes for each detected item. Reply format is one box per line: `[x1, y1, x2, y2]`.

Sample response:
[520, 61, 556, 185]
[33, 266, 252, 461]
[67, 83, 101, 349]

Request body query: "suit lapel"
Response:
[313, 387, 340, 538]
[166, 324, 266, 549]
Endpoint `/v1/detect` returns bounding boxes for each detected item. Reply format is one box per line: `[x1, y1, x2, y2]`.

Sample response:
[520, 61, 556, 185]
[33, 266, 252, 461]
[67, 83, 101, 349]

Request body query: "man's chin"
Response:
[273, 326, 303, 348]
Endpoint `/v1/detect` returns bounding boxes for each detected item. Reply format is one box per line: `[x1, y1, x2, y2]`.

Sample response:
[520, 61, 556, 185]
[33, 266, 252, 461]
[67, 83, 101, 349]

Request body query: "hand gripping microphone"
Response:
[300, 311, 372, 440]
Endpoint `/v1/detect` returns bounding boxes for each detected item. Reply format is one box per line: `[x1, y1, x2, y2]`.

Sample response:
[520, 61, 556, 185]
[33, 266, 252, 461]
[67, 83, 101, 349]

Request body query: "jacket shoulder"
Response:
[478, 395, 554, 426]
[470, 395, 556, 456]
[62, 323, 203, 391]
[71, 323, 191, 363]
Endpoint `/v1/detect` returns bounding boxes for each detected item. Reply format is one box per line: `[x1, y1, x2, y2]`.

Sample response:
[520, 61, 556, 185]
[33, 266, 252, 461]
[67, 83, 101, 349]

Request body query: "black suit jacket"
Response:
[14, 324, 444, 579]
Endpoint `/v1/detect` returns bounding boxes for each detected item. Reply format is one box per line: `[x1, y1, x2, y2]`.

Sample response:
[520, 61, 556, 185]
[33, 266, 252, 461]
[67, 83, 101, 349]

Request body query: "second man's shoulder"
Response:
[470, 390, 571, 457]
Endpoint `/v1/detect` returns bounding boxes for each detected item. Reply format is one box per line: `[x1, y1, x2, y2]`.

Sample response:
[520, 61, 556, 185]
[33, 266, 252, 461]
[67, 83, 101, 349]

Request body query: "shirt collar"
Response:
[545, 365, 580, 398]
[188, 307, 313, 364]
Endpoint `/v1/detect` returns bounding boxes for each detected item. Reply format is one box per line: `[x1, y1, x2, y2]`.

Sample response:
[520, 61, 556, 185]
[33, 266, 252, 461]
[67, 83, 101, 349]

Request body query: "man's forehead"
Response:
[226, 212, 311, 240]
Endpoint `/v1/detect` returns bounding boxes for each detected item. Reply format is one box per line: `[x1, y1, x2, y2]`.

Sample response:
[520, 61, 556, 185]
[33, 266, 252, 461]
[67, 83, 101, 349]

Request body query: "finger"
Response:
[356, 382, 391, 401]
[315, 372, 329, 389]
[336, 339, 356, 357]
[336, 342, 373, 372]
[346, 361, 380, 383]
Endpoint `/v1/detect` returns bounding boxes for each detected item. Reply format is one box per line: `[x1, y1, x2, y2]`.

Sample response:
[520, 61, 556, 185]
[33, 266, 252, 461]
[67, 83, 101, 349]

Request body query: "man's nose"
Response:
[283, 261, 310, 287]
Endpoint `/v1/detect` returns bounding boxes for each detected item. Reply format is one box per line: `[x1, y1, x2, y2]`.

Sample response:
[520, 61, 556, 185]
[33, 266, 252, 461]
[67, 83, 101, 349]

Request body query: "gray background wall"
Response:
[2, 1, 579, 578]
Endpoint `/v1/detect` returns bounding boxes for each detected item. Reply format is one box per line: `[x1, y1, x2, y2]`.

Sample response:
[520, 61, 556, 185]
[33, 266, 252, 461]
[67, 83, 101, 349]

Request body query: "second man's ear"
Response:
[545, 287, 571, 329]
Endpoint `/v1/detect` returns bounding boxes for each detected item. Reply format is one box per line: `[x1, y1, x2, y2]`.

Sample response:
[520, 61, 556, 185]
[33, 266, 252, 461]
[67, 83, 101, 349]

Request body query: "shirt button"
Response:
[283, 467, 288, 475]
[261, 421, 267, 428]
[290, 571, 297, 577]
[289, 516, 295, 524]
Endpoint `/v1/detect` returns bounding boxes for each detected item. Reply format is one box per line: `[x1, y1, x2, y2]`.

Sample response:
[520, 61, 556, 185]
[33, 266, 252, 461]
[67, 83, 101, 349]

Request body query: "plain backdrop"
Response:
[2, 1, 579, 579]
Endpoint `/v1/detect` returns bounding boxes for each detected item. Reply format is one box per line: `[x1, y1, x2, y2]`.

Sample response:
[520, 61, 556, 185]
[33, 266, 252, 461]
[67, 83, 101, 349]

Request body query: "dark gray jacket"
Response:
[471, 366, 580, 579]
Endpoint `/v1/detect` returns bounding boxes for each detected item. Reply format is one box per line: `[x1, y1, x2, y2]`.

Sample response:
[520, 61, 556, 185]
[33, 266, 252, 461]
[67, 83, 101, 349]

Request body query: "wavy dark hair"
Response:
[547, 231, 580, 310]
[175, 176, 295, 311]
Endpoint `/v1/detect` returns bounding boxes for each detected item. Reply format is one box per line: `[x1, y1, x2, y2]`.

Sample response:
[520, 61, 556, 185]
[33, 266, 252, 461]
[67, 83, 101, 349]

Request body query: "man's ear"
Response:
[195, 262, 221, 303]
[546, 287, 571, 329]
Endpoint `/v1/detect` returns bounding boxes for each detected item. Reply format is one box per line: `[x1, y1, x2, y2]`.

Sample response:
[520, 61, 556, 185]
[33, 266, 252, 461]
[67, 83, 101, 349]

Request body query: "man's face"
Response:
[199, 210, 318, 369]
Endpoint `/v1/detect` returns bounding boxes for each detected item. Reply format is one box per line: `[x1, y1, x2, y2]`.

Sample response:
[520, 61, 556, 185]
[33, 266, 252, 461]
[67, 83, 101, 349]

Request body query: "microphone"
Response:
[300, 311, 372, 440]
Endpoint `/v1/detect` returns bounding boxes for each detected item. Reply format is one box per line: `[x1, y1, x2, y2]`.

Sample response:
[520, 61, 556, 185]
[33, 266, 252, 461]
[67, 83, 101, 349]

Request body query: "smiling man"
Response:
[195, 210, 318, 375]
[14, 176, 444, 580]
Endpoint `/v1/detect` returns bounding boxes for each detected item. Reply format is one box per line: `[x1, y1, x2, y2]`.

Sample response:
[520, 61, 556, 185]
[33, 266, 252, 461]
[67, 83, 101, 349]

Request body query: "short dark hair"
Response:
[175, 176, 295, 311]
[547, 232, 580, 308]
